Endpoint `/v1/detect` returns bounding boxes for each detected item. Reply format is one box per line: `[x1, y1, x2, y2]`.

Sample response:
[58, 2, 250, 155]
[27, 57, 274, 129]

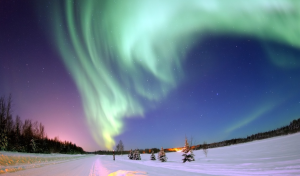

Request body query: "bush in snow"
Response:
[150, 150, 156, 160]
[158, 147, 167, 162]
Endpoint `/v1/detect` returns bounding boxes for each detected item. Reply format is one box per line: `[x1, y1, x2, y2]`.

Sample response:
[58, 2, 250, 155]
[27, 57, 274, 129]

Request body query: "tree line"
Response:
[93, 117, 300, 155]
[0, 95, 84, 154]
[193, 118, 300, 150]
[93, 148, 161, 155]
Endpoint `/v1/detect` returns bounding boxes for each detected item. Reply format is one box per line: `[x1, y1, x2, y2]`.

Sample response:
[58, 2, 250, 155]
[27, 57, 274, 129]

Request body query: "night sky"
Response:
[1, 0, 299, 152]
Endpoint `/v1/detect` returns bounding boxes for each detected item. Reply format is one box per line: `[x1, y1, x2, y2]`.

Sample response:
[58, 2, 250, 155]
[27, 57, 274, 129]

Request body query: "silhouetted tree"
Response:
[0, 94, 85, 154]
[115, 140, 124, 155]
[0, 95, 12, 150]
[203, 141, 208, 157]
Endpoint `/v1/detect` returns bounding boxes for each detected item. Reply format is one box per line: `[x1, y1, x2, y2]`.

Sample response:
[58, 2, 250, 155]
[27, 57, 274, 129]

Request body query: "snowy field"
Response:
[1, 132, 300, 176]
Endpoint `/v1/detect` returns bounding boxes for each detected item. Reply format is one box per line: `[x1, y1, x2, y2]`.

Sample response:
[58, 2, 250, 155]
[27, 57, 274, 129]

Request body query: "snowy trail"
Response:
[1, 133, 300, 176]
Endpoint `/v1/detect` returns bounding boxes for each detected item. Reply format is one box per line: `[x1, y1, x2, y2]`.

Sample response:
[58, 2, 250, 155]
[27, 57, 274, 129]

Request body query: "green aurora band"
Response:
[47, 0, 300, 149]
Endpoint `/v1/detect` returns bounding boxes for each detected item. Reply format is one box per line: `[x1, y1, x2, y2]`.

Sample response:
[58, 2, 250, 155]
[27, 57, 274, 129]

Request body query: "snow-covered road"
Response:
[2, 155, 102, 176]
[2, 132, 300, 176]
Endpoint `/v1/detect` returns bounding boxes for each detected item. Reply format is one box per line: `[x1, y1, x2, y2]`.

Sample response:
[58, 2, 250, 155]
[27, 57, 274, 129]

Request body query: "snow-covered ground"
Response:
[1, 133, 300, 176]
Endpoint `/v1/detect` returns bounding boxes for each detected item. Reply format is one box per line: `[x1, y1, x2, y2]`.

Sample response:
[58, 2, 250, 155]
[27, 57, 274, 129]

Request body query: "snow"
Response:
[1, 133, 300, 176]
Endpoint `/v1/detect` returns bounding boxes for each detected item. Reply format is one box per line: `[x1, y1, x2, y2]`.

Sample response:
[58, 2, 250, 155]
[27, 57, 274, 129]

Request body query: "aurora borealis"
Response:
[1, 0, 300, 151]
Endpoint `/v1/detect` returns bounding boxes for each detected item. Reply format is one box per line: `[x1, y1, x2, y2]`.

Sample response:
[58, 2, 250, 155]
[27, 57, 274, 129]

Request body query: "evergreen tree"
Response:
[128, 149, 134, 160]
[0, 128, 8, 150]
[30, 138, 37, 152]
[0, 96, 10, 151]
[182, 138, 195, 163]
[133, 149, 141, 160]
[0, 94, 85, 154]
[158, 147, 167, 162]
[150, 150, 156, 160]
[182, 137, 190, 153]
[182, 150, 195, 163]
[11, 115, 21, 151]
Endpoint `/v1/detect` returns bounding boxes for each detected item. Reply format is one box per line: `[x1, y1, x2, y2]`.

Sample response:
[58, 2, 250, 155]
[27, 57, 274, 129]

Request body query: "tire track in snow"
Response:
[89, 157, 109, 176]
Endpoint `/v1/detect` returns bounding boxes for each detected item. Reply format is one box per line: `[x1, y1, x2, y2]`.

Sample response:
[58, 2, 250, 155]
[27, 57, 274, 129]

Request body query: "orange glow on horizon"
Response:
[166, 147, 183, 152]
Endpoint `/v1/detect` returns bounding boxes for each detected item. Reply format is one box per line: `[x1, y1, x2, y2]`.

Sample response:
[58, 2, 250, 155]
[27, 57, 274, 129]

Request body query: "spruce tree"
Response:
[0, 97, 8, 151]
[150, 150, 156, 160]
[133, 149, 141, 160]
[0, 128, 8, 151]
[182, 138, 195, 163]
[30, 138, 37, 153]
[158, 147, 167, 162]
[182, 137, 189, 152]
[128, 149, 134, 160]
